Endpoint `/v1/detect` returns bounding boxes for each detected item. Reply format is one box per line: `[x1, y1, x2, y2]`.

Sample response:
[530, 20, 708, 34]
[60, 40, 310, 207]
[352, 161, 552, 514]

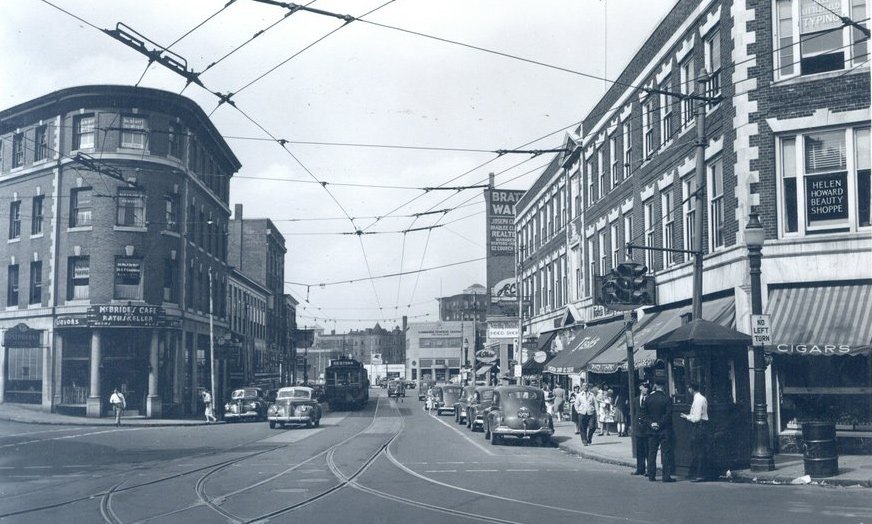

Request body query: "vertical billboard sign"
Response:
[485, 188, 525, 317]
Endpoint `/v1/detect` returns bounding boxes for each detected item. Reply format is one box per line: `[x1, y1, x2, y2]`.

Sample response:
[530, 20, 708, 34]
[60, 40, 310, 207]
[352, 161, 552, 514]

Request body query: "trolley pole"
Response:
[208, 268, 217, 418]
[691, 69, 708, 321]
[624, 310, 638, 458]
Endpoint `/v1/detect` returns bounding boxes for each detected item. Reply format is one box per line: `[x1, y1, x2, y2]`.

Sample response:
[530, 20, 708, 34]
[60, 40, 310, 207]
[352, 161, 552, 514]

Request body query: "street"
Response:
[1, 390, 869, 524]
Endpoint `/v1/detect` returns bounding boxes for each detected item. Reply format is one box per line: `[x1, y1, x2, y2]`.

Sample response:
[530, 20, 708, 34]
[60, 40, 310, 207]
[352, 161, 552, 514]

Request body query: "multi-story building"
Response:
[227, 204, 286, 386]
[284, 294, 298, 384]
[0, 85, 240, 417]
[437, 284, 487, 365]
[226, 269, 269, 388]
[518, 0, 870, 451]
[406, 321, 475, 384]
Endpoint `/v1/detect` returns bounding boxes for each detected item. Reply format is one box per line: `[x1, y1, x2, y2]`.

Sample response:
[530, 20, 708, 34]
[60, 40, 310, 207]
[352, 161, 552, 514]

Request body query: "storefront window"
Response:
[5, 347, 42, 403]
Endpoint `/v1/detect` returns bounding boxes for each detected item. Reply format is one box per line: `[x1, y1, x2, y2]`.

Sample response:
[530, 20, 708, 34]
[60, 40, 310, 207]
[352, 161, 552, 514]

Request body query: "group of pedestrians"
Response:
[631, 379, 713, 483]
[568, 382, 628, 445]
[107, 387, 219, 425]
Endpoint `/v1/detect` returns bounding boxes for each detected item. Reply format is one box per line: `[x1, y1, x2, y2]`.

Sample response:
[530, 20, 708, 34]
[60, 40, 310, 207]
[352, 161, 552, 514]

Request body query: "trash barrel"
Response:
[801, 422, 838, 477]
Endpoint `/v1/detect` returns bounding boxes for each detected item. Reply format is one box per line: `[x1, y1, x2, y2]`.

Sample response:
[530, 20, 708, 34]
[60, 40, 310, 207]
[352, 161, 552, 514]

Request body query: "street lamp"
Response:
[746, 212, 775, 471]
[462, 338, 470, 385]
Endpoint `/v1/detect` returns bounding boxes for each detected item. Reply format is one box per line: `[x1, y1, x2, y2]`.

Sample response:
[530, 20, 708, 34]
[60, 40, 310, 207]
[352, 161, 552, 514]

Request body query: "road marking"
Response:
[506, 469, 538, 472]
[0, 427, 86, 439]
[23, 466, 51, 469]
[272, 488, 309, 493]
[296, 478, 330, 483]
[437, 461, 465, 464]
[465, 469, 498, 472]
[61, 465, 91, 468]
[0, 427, 149, 449]
[424, 470, 457, 473]
[428, 412, 494, 456]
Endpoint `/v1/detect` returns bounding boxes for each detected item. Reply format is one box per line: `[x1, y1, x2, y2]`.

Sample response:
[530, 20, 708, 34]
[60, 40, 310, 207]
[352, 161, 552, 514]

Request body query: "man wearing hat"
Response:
[643, 379, 675, 482]
[632, 381, 650, 476]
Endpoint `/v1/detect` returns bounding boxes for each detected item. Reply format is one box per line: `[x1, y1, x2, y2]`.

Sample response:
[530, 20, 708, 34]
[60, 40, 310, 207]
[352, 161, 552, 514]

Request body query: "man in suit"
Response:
[632, 381, 650, 476]
[644, 379, 675, 482]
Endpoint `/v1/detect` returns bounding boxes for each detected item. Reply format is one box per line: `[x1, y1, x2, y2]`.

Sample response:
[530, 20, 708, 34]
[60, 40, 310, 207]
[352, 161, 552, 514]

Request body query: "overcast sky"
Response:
[2, 0, 675, 332]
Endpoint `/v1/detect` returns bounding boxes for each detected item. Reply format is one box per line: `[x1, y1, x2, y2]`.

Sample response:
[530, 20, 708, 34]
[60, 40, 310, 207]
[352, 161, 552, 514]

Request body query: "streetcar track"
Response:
[99, 479, 126, 524]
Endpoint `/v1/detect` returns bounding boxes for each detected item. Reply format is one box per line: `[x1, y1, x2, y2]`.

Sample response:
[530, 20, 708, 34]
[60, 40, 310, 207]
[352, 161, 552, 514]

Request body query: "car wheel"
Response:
[491, 434, 501, 446]
[269, 421, 276, 429]
[454, 411, 459, 423]
[306, 420, 313, 429]
[314, 417, 320, 428]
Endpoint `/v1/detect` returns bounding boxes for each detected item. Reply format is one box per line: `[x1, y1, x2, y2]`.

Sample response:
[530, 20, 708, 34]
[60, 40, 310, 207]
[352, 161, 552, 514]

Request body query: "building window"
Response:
[67, 256, 89, 300]
[709, 158, 725, 249]
[611, 222, 621, 268]
[164, 258, 177, 303]
[623, 120, 632, 178]
[775, 0, 868, 78]
[644, 199, 656, 270]
[116, 189, 145, 227]
[114, 257, 143, 300]
[31, 196, 44, 236]
[598, 148, 607, 197]
[643, 97, 656, 158]
[29, 261, 42, 305]
[587, 161, 595, 204]
[683, 176, 697, 260]
[610, 135, 620, 187]
[12, 133, 24, 168]
[34, 125, 49, 161]
[70, 187, 92, 228]
[186, 264, 194, 309]
[164, 194, 178, 232]
[779, 126, 870, 235]
[73, 114, 95, 150]
[7, 264, 19, 307]
[662, 189, 675, 267]
[680, 57, 695, 128]
[599, 230, 608, 276]
[587, 238, 596, 296]
[121, 116, 148, 149]
[9, 200, 21, 239]
[168, 124, 185, 159]
[704, 27, 722, 102]
[660, 76, 674, 142]
[623, 212, 634, 260]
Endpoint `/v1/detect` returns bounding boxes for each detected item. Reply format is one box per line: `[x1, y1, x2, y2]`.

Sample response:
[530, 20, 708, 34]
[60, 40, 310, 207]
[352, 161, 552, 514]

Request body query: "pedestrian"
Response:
[680, 382, 710, 482]
[614, 390, 628, 437]
[595, 387, 607, 435]
[644, 379, 675, 482]
[109, 388, 126, 427]
[543, 384, 554, 416]
[601, 389, 615, 436]
[569, 385, 581, 433]
[202, 390, 217, 423]
[552, 383, 566, 422]
[631, 382, 650, 476]
[573, 382, 597, 446]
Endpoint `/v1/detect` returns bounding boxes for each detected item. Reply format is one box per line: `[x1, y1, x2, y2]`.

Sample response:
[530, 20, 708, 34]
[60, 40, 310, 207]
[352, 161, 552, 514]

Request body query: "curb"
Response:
[0, 414, 212, 427]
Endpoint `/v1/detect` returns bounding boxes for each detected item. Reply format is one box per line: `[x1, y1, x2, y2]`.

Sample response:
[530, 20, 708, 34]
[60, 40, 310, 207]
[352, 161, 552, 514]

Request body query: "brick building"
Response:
[517, 0, 870, 451]
[0, 85, 240, 418]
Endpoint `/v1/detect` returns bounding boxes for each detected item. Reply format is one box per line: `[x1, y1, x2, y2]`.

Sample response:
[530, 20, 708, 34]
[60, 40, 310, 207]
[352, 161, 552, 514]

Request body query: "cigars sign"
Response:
[55, 305, 166, 328]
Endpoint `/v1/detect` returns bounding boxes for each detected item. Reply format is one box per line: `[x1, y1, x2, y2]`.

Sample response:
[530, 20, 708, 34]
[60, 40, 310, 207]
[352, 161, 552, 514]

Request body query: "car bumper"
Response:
[268, 415, 312, 423]
[436, 406, 455, 413]
[224, 412, 261, 420]
[493, 426, 554, 437]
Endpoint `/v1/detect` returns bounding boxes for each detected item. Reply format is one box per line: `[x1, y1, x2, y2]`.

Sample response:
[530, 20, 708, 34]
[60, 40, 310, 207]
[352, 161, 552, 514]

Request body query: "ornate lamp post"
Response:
[462, 338, 470, 385]
[746, 213, 775, 471]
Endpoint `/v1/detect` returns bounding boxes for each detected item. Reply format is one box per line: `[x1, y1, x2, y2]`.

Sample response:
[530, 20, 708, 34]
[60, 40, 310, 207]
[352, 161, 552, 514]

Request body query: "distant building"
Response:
[406, 321, 475, 383]
[226, 269, 269, 388]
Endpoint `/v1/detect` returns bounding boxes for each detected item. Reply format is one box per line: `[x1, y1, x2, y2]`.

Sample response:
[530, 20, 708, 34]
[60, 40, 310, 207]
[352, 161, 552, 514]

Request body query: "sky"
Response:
[1, 0, 676, 332]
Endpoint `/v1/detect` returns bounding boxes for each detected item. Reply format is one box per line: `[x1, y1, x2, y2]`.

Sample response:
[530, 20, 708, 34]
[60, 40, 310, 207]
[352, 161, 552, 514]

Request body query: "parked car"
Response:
[454, 386, 477, 425]
[484, 386, 554, 446]
[417, 380, 435, 401]
[224, 387, 268, 422]
[267, 386, 322, 429]
[435, 384, 463, 416]
[387, 379, 406, 398]
[467, 386, 495, 431]
[405, 381, 416, 390]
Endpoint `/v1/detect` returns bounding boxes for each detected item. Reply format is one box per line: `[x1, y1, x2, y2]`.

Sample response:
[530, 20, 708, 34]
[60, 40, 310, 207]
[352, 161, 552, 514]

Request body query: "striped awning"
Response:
[476, 364, 495, 376]
[765, 283, 872, 356]
[544, 320, 624, 375]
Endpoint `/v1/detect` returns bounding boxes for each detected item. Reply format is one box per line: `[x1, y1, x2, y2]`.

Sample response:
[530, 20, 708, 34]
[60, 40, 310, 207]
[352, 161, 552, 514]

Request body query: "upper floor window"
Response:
[660, 76, 674, 142]
[9, 200, 21, 239]
[662, 189, 676, 267]
[704, 27, 722, 102]
[644, 199, 656, 270]
[29, 261, 42, 305]
[7, 264, 19, 307]
[599, 230, 608, 276]
[12, 133, 24, 168]
[114, 257, 143, 300]
[168, 124, 185, 159]
[121, 116, 148, 149]
[164, 194, 178, 232]
[116, 189, 146, 227]
[643, 97, 657, 158]
[679, 58, 695, 128]
[623, 212, 634, 259]
[34, 125, 48, 161]
[67, 256, 89, 301]
[623, 120, 632, 177]
[779, 126, 870, 236]
[598, 147, 607, 197]
[587, 160, 596, 204]
[31, 196, 44, 236]
[610, 135, 620, 187]
[587, 238, 596, 295]
[610, 222, 621, 268]
[709, 158, 725, 249]
[70, 187, 93, 228]
[775, 0, 868, 79]
[73, 115, 95, 150]
[682, 176, 697, 261]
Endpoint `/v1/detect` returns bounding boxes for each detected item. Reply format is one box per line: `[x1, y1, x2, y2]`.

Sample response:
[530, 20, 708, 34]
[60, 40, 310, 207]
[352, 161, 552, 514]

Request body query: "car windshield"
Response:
[479, 390, 494, 401]
[278, 389, 310, 399]
[231, 388, 259, 399]
[505, 390, 541, 401]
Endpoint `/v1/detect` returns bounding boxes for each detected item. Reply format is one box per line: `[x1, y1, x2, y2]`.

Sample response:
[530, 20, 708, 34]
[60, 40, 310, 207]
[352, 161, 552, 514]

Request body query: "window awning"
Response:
[765, 282, 872, 356]
[476, 364, 495, 376]
[544, 320, 625, 375]
[587, 295, 736, 374]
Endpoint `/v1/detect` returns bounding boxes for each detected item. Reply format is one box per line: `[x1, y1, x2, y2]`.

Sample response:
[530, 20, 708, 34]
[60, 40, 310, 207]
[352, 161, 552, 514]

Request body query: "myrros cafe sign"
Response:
[55, 305, 166, 329]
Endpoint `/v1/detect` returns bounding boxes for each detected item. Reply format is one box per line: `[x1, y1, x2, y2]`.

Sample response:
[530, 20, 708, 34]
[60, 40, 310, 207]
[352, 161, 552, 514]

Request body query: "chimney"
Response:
[680, 312, 693, 325]
[488, 172, 495, 189]
[234, 203, 243, 220]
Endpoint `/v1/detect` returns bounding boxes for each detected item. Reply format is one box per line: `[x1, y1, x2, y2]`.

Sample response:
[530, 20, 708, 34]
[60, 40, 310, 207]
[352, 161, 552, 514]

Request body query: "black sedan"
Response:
[223, 387, 268, 422]
[484, 386, 554, 446]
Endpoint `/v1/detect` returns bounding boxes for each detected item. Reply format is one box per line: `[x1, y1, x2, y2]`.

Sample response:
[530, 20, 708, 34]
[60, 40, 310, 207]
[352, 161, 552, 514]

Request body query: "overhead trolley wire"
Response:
[284, 255, 486, 288]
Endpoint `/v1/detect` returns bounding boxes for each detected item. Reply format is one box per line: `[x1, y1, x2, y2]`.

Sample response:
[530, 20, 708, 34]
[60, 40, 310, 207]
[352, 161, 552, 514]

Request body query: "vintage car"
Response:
[466, 386, 494, 431]
[454, 386, 477, 425]
[484, 386, 554, 446]
[417, 380, 436, 401]
[267, 386, 322, 429]
[224, 387, 268, 422]
[387, 380, 406, 398]
[435, 384, 463, 416]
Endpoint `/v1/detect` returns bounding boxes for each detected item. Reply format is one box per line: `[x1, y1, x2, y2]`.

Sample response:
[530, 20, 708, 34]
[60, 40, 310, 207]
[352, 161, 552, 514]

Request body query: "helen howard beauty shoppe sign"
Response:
[806, 172, 848, 224]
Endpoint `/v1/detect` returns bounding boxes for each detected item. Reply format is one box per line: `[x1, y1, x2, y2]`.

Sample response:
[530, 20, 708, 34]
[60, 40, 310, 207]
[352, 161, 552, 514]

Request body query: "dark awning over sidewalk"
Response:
[765, 282, 872, 356]
[544, 320, 624, 375]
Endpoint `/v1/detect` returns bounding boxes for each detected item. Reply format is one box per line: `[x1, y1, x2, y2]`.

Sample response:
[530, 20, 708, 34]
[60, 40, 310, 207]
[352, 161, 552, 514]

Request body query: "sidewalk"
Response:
[0, 403, 210, 427]
[552, 419, 872, 488]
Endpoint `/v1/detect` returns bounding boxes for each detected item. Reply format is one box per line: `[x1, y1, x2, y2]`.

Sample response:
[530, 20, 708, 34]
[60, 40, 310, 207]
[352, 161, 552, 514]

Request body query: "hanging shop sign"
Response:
[491, 277, 517, 304]
[88, 305, 165, 328]
[475, 348, 497, 364]
[3, 323, 42, 348]
[488, 320, 519, 339]
[486, 189, 524, 256]
[54, 314, 89, 328]
[806, 172, 848, 224]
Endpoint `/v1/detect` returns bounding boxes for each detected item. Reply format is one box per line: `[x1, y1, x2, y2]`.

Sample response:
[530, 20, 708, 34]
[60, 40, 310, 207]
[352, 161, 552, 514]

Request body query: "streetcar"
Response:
[323, 356, 370, 410]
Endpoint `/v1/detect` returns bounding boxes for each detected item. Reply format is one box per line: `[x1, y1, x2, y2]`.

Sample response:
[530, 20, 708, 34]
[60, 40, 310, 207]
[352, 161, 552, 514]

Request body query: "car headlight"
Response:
[248, 402, 257, 410]
[224, 403, 231, 410]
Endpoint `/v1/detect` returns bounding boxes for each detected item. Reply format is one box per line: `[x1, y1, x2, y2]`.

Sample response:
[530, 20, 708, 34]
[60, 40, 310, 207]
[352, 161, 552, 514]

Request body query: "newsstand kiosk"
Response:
[646, 319, 752, 478]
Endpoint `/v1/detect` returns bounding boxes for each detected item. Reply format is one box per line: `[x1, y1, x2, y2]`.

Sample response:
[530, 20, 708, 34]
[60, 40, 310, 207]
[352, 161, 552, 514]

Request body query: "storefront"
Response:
[766, 281, 872, 454]
[2, 324, 45, 404]
[544, 320, 624, 381]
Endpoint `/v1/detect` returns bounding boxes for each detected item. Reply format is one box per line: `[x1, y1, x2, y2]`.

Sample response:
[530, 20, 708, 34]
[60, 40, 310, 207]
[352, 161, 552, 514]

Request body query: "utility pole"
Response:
[208, 268, 217, 418]
[624, 310, 638, 458]
[692, 69, 709, 321]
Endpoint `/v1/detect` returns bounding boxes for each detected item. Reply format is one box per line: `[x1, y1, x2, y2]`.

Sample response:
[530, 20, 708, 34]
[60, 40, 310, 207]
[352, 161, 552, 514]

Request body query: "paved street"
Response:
[1, 390, 869, 524]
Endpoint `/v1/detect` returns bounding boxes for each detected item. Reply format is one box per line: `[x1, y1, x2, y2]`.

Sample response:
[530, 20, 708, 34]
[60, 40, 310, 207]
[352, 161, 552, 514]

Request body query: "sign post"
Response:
[751, 314, 771, 346]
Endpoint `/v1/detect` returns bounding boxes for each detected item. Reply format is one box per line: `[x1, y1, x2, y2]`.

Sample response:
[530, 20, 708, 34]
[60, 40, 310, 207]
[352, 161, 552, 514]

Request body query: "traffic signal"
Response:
[596, 262, 656, 310]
